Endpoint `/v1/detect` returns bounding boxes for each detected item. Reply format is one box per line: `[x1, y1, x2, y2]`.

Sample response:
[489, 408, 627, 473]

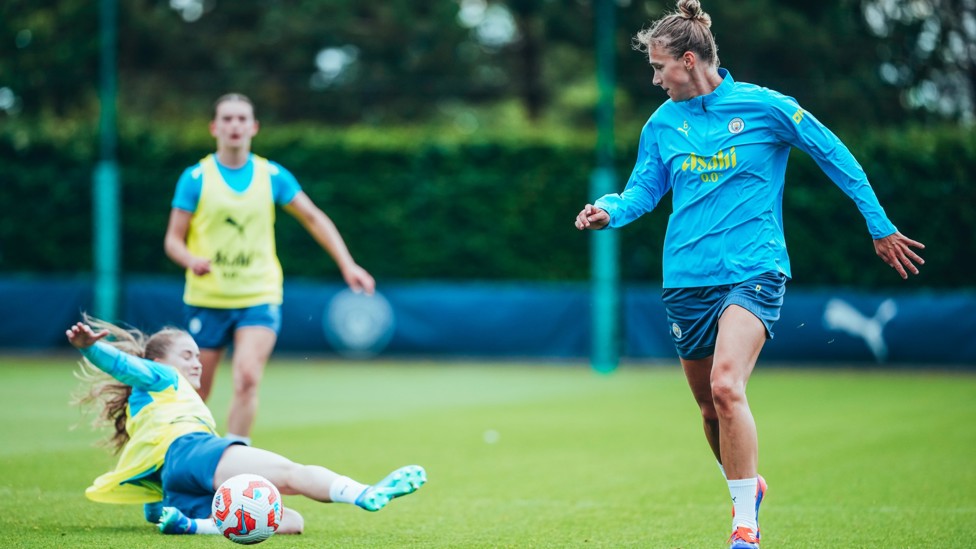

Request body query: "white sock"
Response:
[717, 461, 727, 480]
[193, 518, 220, 535]
[225, 433, 251, 446]
[728, 477, 759, 530]
[329, 476, 368, 504]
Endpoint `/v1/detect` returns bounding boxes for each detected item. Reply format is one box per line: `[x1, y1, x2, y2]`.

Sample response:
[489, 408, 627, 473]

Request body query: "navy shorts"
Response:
[162, 432, 244, 519]
[184, 303, 281, 349]
[661, 271, 787, 360]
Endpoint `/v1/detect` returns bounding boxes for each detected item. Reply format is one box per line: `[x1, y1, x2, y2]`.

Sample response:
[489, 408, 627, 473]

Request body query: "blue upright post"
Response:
[93, 0, 120, 321]
[590, 0, 619, 373]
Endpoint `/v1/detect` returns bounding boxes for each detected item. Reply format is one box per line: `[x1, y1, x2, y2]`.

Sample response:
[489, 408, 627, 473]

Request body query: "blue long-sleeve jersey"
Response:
[595, 69, 896, 288]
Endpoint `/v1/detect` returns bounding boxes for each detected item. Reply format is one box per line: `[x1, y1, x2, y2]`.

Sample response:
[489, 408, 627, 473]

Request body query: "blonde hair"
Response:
[71, 314, 190, 454]
[633, 0, 719, 67]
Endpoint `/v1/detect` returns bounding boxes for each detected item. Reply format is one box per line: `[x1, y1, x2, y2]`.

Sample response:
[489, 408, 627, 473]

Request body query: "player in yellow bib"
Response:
[67, 315, 425, 536]
[164, 93, 375, 445]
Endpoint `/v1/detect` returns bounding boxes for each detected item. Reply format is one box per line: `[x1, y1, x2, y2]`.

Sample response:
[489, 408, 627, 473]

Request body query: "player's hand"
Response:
[575, 204, 609, 230]
[873, 231, 925, 279]
[65, 322, 109, 349]
[343, 264, 376, 296]
[189, 257, 211, 276]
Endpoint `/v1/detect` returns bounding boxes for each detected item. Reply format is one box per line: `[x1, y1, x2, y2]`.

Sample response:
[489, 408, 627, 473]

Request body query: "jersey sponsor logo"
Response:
[792, 108, 805, 124]
[728, 117, 745, 134]
[680, 148, 737, 183]
[680, 147, 737, 172]
[213, 251, 253, 272]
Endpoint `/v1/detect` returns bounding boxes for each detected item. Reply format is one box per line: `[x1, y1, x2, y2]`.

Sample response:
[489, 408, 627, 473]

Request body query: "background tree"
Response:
[2, 0, 969, 289]
[862, 0, 976, 123]
[614, 0, 910, 132]
[1, 0, 925, 130]
[0, 1, 98, 117]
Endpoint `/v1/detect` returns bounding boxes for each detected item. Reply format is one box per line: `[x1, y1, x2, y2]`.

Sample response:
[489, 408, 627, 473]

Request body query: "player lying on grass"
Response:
[67, 315, 426, 535]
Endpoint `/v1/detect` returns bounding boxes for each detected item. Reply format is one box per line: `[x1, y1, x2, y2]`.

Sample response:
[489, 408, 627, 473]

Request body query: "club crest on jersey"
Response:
[728, 117, 745, 134]
[671, 322, 683, 339]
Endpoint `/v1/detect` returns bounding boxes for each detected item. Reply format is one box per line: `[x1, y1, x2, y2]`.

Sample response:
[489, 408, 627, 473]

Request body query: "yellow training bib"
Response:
[184, 154, 283, 308]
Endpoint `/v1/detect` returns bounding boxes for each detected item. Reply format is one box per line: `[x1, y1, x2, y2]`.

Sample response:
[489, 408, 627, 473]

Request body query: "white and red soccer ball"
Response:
[212, 473, 283, 544]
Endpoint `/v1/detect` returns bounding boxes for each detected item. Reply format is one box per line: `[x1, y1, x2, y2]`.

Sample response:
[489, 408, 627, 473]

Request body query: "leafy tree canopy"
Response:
[0, 0, 951, 133]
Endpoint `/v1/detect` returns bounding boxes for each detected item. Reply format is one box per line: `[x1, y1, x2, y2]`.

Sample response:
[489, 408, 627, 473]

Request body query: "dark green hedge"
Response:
[1, 121, 968, 288]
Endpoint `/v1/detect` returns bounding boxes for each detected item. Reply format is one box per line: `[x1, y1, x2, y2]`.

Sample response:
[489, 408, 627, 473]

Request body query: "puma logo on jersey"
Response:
[676, 121, 691, 136]
[224, 216, 247, 236]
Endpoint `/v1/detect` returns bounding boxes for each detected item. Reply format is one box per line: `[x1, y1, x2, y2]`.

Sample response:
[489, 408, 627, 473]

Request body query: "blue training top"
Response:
[172, 153, 302, 212]
[595, 69, 897, 289]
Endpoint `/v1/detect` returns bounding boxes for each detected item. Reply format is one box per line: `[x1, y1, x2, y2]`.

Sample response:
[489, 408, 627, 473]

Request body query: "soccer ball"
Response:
[212, 473, 283, 544]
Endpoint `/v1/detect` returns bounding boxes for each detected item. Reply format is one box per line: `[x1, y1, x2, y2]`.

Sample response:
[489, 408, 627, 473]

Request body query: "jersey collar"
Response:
[678, 68, 734, 112]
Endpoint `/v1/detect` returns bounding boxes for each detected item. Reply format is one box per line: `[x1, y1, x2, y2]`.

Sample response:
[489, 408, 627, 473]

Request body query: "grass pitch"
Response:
[0, 354, 974, 548]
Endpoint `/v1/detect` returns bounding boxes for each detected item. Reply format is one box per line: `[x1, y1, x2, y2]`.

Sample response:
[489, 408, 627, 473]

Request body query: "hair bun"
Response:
[677, 0, 710, 26]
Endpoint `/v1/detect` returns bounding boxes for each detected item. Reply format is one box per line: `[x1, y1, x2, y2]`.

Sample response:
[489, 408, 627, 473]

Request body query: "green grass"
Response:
[1, 355, 974, 548]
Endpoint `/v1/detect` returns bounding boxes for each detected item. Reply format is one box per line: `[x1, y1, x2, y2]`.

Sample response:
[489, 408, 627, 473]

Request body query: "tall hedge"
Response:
[1, 121, 969, 288]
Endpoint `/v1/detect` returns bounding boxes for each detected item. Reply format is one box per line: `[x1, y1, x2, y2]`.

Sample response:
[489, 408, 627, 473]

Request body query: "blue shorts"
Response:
[162, 432, 244, 519]
[661, 271, 787, 360]
[184, 304, 281, 349]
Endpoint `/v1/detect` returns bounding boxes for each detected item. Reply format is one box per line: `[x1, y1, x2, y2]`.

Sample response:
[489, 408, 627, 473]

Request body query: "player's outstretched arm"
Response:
[65, 322, 109, 349]
[873, 231, 925, 279]
[284, 192, 376, 295]
[575, 204, 609, 231]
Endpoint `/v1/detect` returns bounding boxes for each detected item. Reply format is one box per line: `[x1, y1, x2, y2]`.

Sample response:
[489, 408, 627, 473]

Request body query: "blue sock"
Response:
[144, 502, 163, 523]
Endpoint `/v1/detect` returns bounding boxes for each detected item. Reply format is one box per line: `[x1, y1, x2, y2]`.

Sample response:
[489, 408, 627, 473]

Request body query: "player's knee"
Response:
[233, 367, 263, 394]
[261, 461, 303, 493]
[709, 377, 745, 413]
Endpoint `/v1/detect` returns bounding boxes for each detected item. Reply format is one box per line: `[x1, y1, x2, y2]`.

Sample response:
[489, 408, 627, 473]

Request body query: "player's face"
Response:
[158, 334, 203, 388]
[210, 100, 258, 151]
[649, 45, 694, 101]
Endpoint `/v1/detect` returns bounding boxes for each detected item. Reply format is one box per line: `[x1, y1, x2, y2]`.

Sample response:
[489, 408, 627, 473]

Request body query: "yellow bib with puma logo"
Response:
[184, 154, 283, 308]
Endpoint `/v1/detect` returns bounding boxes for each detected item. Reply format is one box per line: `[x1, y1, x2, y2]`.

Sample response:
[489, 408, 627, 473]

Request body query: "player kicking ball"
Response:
[576, 1, 923, 547]
[66, 315, 426, 537]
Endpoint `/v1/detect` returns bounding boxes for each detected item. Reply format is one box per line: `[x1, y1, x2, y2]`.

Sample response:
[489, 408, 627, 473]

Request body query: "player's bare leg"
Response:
[215, 445, 426, 517]
[216, 444, 339, 501]
[682, 355, 721, 462]
[225, 326, 277, 440]
[712, 305, 764, 480]
[215, 446, 325, 534]
[196, 348, 224, 401]
[712, 304, 766, 545]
